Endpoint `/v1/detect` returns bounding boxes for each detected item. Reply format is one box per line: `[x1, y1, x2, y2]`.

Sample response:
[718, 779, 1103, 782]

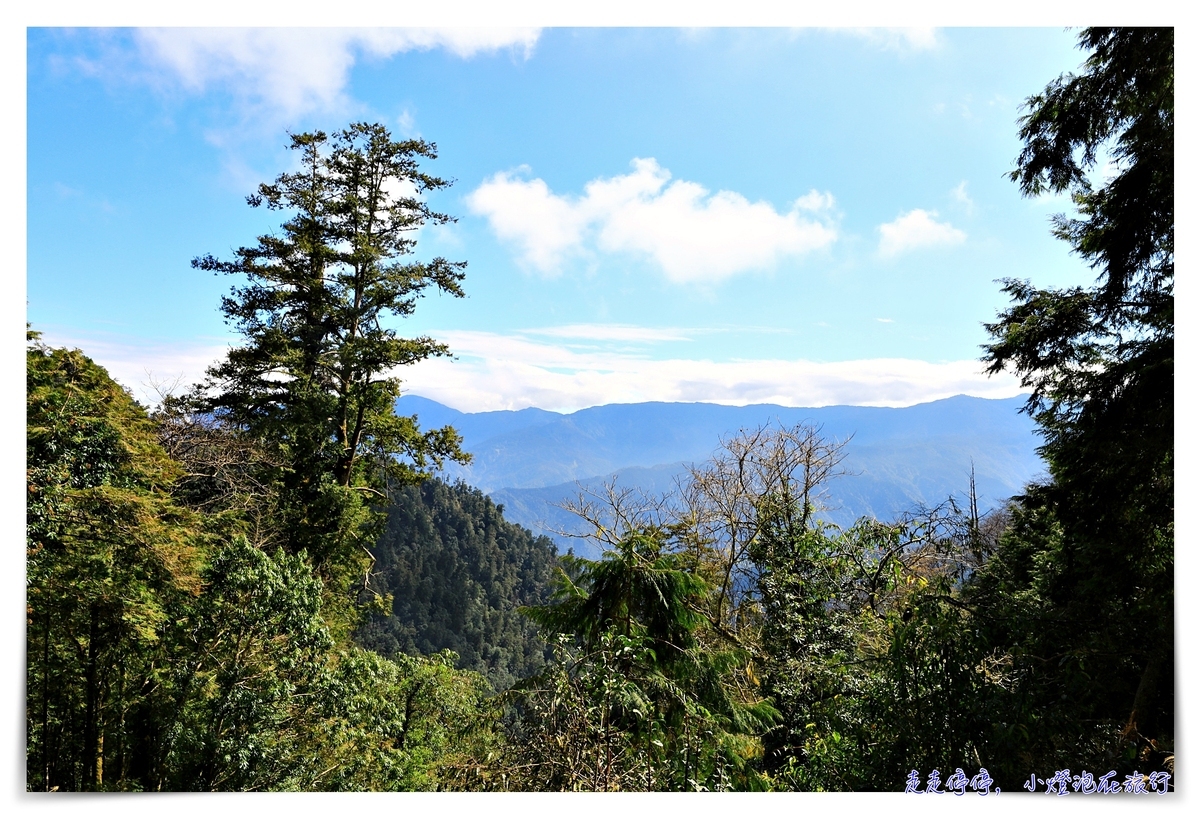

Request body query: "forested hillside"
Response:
[357, 479, 558, 690]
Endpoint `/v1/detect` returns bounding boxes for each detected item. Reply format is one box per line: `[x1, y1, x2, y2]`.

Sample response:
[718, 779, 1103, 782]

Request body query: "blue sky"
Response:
[28, 26, 1100, 411]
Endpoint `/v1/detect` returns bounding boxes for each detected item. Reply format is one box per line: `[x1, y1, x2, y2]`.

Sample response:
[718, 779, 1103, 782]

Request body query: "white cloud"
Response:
[794, 190, 837, 211]
[838, 28, 939, 53]
[467, 158, 837, 283]
[396, 108, 418, 138]
[36, 330, 233, 408]
[877, 209, 966, 258]
[130, 27, 541, 122]
[464, 169, 592, 272]
[397, 330, 1025, 413]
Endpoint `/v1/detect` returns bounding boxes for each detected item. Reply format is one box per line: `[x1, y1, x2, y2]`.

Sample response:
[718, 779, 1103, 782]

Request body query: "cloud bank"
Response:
[467, 158, 838, 283]
[43, 327, 1023, 416]
[397, 329, 1024, 413]
[36, 330, 234, 408]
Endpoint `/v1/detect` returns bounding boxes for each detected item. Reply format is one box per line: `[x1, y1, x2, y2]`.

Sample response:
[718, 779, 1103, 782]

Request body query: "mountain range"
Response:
[396, 394, 1047, 559]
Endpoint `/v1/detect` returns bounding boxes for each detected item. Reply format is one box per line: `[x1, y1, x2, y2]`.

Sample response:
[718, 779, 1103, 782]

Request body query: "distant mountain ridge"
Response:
[396, 394, 1047, 558]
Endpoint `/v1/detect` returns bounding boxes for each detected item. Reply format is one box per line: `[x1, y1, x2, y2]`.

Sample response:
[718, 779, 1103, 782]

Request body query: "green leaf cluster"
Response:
[479, 531, 778, 791]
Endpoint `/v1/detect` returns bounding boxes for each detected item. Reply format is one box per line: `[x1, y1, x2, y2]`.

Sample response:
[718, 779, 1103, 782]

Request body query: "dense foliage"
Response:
[26, 340, 493, 791]
[27, 338, 205, 791]
[478, 532, 778, 791]
[27, 123, 494, 792]
[974, 26, 1174, 783]
[357, 479, 559, 690]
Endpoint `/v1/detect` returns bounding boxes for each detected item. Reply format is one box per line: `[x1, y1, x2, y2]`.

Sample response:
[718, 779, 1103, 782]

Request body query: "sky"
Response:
[25, 26, 1124, 412]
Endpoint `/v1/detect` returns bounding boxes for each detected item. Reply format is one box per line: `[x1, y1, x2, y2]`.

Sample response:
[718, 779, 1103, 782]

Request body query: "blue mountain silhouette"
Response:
[396, 394, 1046, 559]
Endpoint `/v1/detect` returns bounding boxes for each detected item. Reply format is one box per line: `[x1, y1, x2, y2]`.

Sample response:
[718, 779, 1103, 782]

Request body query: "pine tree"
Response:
[190, 123, 471, 597]
[976, 27, 1174, 780]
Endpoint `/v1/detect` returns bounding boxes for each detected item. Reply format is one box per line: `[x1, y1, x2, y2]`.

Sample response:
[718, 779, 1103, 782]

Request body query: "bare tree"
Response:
[548, 422, 855, 647]
[152, 394, 285, 549]
[553, 479, 678, 551]
[678, 423, 850, 636]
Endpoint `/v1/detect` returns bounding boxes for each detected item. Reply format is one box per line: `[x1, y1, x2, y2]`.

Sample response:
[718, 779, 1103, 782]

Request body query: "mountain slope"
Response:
[356, 478, 559, 690]
[397, 394, 1046, 558]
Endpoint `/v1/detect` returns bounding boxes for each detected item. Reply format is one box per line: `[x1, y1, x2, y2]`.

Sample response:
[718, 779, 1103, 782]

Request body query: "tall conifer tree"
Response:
[975, 27, 1174, 778]
[191, 123, 470, 593]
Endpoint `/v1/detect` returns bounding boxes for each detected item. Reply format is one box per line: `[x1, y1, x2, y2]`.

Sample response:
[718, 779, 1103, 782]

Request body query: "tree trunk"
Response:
[40, 609, 51, 790]
[1126, 651, 1164, 741]
[83, 603, 100, 790]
